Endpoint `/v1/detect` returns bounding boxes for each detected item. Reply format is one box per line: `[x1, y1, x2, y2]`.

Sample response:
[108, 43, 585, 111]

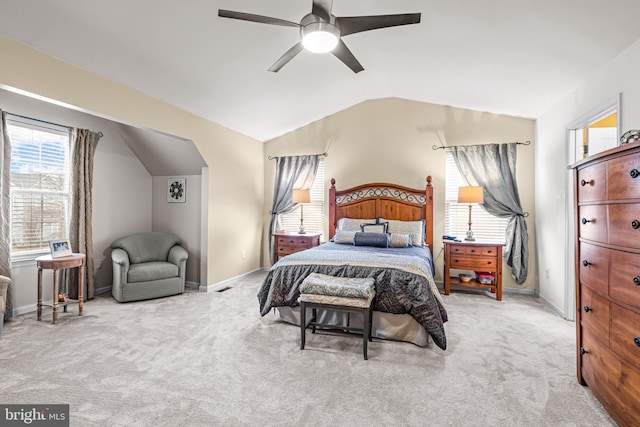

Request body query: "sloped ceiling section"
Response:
[1, 1, 640, 141]
[114, 124, 207, 177]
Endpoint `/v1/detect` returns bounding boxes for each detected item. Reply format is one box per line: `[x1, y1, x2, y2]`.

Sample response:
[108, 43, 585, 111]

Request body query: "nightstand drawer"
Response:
[277, 236, 314, 248]
[273, 233, 321, 262]
[449, 255, 497, 270]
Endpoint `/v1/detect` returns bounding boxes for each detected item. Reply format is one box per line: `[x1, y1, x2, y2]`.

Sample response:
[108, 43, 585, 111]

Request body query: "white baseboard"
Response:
[535, 290, 567, 319]
[185, 281, 200, 289]
[200, 268, 263, 292]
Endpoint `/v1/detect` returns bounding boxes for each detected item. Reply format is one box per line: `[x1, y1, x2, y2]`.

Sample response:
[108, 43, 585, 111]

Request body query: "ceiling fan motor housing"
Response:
[300, 13, 340, 53]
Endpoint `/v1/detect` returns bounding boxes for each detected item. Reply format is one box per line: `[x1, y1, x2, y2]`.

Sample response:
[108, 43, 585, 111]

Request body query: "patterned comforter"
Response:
[258, 242, 448, 350]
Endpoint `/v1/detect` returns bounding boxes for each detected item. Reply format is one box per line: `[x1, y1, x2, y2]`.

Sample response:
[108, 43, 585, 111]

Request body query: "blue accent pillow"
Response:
[354, 232, 390, 248]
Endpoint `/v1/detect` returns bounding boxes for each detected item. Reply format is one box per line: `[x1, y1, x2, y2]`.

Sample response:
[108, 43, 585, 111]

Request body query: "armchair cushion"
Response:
[128, 262, 179, 283]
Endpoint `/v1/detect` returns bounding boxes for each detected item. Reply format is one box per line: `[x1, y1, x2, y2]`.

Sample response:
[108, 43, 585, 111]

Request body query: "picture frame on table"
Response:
[49, 239, 72, 258]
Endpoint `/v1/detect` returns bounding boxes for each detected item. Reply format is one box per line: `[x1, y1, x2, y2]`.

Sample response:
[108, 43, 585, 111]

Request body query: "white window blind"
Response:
[280, 158, 325, 240]
[7, 117, 71, 254]
[444, 151, 508, 242]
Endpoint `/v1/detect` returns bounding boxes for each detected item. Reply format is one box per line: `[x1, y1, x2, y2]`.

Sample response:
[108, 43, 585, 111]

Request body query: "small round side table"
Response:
[36, 253, 86, 324]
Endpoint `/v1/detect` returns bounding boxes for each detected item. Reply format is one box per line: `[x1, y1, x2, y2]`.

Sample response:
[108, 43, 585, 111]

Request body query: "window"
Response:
[6, 116, 71, 256]
[280, 158, 325, 240]
[444, 151, 509, 242]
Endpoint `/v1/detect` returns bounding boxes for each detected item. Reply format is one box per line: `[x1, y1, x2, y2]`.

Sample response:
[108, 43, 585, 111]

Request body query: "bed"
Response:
[258, 177, 448, 350]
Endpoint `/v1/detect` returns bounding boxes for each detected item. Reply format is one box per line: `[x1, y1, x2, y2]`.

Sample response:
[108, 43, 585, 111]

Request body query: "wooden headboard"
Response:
[329, 176, 434, 249]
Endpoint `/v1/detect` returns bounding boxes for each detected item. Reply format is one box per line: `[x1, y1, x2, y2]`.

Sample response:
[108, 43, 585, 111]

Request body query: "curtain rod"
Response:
[268, 152, 327, 160]
[6, 112, 104, 137]
[431, 140, 531, 151]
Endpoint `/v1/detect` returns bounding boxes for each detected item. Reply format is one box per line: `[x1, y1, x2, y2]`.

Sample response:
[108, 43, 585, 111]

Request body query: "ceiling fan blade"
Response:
[269, 42, 305, 72]
[332, 40, 364, 73]
[312, 0, 333, 22]
[336, 13, 421, 36]
[218, 10, 300, 27]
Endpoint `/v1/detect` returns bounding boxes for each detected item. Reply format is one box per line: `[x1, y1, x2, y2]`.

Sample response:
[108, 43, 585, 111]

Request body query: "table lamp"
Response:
[292, 189, 311, 234]
[458, 186, 484, 241]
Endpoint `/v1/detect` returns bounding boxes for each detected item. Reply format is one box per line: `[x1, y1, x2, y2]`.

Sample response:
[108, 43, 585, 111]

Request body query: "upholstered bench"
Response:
[299, 273, 376, 360]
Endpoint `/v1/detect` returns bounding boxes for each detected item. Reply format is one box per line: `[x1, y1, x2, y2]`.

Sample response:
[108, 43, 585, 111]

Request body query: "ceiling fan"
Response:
[218, 0, 421, 73]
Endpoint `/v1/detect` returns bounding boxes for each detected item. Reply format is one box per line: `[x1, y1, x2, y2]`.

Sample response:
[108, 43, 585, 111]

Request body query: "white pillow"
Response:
[333, 230, 356, 244]
[336, 217, 376, 232]
[380, 219, 425, 246]
[389, 233, 413, 248]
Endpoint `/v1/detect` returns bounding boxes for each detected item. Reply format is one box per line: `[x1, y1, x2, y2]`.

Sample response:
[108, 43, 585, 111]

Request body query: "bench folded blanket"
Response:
[299, 273, 375, 299]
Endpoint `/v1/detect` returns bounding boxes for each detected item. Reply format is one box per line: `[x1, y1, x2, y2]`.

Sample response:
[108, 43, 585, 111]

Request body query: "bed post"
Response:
[329, 178, 336, 239]
[425, 176, 434, 250]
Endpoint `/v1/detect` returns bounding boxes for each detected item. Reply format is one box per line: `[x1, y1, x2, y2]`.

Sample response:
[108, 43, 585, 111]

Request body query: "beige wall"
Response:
[264, 97, 537, 290]
[152, 175, 202, 285]
[536, 37, 640, 316]
[0, 35, 264, 287]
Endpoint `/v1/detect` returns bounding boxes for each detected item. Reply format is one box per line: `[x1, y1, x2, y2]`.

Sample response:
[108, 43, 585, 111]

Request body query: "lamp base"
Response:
[298, 227, 306, 234]
[464, 230, 475, 241]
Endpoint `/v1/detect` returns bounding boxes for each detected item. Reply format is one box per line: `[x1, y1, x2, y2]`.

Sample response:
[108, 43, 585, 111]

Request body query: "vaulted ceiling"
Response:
[2, 0, 640, 142]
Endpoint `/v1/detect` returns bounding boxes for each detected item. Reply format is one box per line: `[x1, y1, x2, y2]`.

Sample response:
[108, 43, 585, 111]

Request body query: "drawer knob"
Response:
[580, 347, 588, 355]
[581, 218, 591, 225]
[634, 276, 640, 285]
[632, 220, 640, 230]
[635, 337, 640, 347]
[631, 169, 640, 179]
[583, 305, 592, 313]
[582, 260, 591, 267]
[580, 179, 593, 187]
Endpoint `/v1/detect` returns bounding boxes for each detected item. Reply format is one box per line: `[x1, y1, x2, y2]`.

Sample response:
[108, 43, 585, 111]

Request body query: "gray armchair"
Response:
[0, 275, 10, 335]
[110, 232, 188, 302]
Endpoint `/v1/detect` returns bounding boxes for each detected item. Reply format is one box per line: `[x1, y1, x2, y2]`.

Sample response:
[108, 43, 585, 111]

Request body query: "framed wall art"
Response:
[167, 178, 186, 203]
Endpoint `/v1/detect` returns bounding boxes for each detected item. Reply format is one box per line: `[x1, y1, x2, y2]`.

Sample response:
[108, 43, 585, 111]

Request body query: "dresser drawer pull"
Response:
[631, 168, 640, 179]
[580, 179, 593, 186]
[580, 347, 588, 355]
[632, 220, 640, 230]
[581, 218, 592, 225]
[635, 337, 640, 347]
[634, 276, 640, 285]
[582, 260, 591, 267]
[583, 305, 592, 313]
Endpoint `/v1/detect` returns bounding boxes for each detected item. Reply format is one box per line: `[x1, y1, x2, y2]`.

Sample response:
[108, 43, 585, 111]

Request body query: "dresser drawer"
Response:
[579, 243, 609, 296]
[608, 204, 640, 248]
[610, 250, 640, 309]
[608, 152, 640, 200]
[448, 255, 497, 270]
[610, 304, 640, 368]
[581, 331, 640, 426]
[580, 283, 609, 344]
[578, 205, 608, 243]
[577, 161, 606, 202]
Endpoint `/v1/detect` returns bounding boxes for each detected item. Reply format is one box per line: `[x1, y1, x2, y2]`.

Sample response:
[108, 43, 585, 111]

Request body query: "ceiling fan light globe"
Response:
[301, 23, 339, 53]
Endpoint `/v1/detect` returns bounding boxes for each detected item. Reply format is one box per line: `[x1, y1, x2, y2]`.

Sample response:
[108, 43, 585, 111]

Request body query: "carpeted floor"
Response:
[0, 270, 615, 426]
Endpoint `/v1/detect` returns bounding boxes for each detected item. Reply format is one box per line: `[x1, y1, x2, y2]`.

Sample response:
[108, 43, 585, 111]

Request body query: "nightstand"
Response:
[443, 240, 505, 300]
[273, 232, 321, 262]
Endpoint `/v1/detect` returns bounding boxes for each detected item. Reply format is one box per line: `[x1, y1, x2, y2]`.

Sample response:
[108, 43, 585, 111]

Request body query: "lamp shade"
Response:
[292, 189, 311, 204]
[458, 186, 484, 204]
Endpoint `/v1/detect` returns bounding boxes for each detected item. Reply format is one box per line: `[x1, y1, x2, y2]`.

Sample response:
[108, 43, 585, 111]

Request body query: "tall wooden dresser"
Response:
[572, 141, 640, 426]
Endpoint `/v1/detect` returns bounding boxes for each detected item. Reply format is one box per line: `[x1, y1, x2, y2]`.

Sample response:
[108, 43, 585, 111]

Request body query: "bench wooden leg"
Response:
[363, 307, 370, 360]
[300, 301, 306, 350]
